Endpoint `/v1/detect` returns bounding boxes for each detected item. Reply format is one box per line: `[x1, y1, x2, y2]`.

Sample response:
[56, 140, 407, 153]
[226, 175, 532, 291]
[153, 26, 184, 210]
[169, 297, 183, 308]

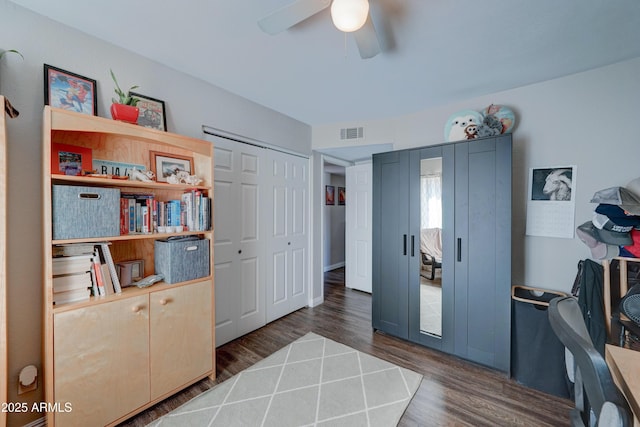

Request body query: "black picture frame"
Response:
[338, 187, 346, 206]
[44, 64, 97, 116]
[325, 185, 335, 205]
[129, 92, 167, 131]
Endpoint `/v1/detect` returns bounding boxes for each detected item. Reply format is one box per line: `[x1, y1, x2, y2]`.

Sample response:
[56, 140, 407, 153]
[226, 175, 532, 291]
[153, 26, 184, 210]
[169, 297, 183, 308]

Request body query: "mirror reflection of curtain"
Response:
[421, 175, 442, 229]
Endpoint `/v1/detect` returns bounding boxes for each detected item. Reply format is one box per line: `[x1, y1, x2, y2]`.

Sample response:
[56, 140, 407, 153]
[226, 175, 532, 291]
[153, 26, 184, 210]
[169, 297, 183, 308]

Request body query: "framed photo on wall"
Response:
[338, 187, 346, 206]
[150, 151, 194, 183]
[44, 64, 97, 116]
[130, 92, 167, 131]
[325, 185, 335, 205]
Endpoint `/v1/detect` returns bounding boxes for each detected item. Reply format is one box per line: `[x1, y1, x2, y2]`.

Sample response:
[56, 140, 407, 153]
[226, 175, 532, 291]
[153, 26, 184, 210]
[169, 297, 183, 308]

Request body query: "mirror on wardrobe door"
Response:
[419, 157, 443, 337]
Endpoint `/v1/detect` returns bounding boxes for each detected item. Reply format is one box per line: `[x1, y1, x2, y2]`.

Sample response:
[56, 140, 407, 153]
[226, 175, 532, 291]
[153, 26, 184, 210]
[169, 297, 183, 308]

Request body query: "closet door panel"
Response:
[466, 144, 498, 367]
[212, 137, 266, 346]
[372, 151, 409, 338]
[265, 151, 309, 323]
[453, 142, 470, 357]
[289, 158, 309, 309]
[453, 136, 511, 373]
[494, 135, 513, 373]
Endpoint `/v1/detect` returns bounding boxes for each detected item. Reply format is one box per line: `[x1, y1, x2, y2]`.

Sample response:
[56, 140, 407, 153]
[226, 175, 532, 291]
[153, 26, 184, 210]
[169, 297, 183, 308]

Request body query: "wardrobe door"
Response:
[372, 150, 410, 338]
[408, 145, 455, 354]
[453, 135, 512, 373]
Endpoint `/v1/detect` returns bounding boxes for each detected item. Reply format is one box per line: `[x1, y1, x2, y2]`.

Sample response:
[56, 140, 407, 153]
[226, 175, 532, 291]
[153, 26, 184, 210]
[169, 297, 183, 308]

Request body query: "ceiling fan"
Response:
[258, 0, 381, 59]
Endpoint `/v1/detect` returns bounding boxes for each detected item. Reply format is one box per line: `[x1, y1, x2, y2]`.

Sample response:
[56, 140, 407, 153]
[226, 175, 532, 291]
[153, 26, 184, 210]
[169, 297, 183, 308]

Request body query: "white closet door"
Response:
[212, 136, 265, 346]
[265, 150, 309, 323]
[346, 163, 372, 293]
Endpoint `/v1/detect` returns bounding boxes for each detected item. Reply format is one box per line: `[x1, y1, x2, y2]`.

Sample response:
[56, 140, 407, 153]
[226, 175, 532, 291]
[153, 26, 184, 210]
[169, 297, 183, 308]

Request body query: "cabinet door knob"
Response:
[238, 249, 242, 254]
[159, 298, 170, 306]
[132, 305, 143, 313]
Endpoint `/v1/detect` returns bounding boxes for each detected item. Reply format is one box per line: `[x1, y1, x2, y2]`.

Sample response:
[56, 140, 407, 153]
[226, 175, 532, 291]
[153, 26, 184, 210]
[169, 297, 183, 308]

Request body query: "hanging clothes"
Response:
[577, 259, 606, 356]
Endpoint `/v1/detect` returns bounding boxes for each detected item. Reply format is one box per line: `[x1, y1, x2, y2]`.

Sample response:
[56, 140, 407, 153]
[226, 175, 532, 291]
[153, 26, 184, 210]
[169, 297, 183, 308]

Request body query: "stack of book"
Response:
[52, 242, 122, 302]
[52, 254, 93, 305]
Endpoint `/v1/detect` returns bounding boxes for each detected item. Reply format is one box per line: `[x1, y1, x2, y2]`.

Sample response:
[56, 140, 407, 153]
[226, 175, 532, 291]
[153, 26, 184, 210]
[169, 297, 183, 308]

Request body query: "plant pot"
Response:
[110, 103, 139, 124]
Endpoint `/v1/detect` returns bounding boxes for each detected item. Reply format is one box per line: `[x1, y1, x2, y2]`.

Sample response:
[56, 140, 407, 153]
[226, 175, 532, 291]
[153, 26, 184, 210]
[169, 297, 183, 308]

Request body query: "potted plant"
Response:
[110, 69, 140, 124]
[0, 49, 23, 61]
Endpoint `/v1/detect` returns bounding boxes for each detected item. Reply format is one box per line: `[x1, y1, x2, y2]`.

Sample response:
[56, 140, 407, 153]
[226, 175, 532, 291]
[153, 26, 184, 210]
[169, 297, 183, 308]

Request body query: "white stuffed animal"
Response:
[444, 109, 484, 142]
[130, 168, 155, 182]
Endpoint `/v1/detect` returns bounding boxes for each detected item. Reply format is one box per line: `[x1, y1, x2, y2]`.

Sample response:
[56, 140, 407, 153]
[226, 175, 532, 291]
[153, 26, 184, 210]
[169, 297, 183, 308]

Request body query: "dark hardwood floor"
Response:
[119, 268, 572, 426]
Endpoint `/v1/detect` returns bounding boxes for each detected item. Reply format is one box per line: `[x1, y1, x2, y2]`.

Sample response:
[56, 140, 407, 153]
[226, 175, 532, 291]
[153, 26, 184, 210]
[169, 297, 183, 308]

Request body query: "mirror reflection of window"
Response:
[420, 158, 443, 337]
[420, 174, 442, 229]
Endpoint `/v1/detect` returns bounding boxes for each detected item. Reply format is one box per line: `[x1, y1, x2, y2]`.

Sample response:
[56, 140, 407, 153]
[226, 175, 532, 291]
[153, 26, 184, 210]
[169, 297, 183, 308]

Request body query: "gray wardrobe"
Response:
[372, 134, 512, 373]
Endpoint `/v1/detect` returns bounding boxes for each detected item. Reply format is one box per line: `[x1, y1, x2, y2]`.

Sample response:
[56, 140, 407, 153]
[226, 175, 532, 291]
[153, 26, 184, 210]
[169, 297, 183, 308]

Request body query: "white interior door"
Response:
[212, 136, 265, 346]
[346, 162, 373, 293]
[265, 150, 309, 323]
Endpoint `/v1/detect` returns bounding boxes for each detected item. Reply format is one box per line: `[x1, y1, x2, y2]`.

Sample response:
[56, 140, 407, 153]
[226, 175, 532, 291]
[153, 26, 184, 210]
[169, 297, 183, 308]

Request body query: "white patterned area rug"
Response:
[148, 332, 422, 427]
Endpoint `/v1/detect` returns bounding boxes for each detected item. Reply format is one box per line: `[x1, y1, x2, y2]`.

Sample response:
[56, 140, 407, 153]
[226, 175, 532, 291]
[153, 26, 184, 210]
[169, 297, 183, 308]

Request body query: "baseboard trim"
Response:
[323, 262, 345, 273]
[309, 296, 324, 307]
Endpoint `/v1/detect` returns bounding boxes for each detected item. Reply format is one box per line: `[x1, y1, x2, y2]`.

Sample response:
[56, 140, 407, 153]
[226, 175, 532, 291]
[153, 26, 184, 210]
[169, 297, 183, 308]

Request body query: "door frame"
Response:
[315, 154, 351, 305]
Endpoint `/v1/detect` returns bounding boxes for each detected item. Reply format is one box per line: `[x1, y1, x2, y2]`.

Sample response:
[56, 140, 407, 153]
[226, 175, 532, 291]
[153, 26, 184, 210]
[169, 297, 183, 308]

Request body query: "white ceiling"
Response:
[11, 0, 640, 126]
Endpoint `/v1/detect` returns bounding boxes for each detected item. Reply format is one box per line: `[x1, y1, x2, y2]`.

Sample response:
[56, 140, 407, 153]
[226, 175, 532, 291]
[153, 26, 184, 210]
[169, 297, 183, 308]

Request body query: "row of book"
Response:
[120, 190, 211, 235]
[52, 242, 122, 305]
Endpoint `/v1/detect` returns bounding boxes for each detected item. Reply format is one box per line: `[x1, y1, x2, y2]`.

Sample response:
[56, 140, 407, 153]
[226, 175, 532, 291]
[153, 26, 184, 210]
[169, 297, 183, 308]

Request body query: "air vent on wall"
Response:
[340, 127, 364, 140]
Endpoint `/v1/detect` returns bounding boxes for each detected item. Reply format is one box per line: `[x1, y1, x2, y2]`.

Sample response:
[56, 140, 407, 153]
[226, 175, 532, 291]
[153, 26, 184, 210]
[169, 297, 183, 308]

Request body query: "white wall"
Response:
[313, 57, 640, 296]
[0, 2, 310, 425]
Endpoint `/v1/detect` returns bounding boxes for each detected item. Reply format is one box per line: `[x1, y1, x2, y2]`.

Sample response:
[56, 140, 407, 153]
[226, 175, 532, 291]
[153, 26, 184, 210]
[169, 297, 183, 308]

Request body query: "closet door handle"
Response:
[403, 234, 407, 256]
[457, 238, 462, 262]
[411, 235, 415, 257]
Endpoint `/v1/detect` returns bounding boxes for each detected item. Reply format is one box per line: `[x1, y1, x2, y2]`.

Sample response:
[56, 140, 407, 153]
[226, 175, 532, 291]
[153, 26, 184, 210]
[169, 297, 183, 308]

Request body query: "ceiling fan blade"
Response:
[353, 14, 381, 59]
[258, 0, 332, 35]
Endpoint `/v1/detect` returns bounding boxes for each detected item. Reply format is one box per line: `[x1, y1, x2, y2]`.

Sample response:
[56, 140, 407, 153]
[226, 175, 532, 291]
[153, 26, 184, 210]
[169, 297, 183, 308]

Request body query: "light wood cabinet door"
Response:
[53, 295, 150, 426]
[150, 281, 213, 400]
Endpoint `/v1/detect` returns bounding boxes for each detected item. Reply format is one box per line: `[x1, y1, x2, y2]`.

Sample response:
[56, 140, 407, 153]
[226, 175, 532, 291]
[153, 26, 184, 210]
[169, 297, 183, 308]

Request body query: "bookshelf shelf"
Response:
[52, 230, 212, 245]
[51, 276, 213, 314]
[43, 106, 215, 427]
[51, 173, 211, 192]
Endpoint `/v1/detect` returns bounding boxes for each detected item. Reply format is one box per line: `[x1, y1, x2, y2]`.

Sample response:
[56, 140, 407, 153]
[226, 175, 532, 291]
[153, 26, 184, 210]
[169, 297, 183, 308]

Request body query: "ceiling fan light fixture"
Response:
[330, 0, 369, 33]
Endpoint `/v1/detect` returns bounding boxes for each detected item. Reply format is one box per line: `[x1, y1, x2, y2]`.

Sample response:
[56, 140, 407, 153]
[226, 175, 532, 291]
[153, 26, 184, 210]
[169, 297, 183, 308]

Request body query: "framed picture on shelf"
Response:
[325, 185, 335, 205]
[116, 259, 144, 287]
[129, 92, 167, 131]
[51, 143, 92, 176]
[338, 187, 346, 205]
[150, 151, 194, 183]
[44, 64, 97, 116]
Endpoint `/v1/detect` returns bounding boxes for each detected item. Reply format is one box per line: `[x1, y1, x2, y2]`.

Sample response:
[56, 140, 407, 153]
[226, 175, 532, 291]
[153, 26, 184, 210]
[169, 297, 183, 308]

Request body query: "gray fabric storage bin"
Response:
[154, 238, 210, 284]
[52, 185, 120, 240]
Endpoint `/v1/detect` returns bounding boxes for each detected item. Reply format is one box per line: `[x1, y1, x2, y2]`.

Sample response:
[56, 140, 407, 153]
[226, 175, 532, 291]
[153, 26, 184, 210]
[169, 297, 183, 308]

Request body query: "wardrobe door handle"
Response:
[457, 238, 462, 262]
[403, 234, 407, 256]
[411, 235, 415, 257]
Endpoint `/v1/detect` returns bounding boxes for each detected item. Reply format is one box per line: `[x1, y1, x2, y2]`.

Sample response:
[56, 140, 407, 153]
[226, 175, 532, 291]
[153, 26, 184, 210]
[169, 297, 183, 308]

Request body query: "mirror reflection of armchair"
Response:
[420, 228, 442, 280]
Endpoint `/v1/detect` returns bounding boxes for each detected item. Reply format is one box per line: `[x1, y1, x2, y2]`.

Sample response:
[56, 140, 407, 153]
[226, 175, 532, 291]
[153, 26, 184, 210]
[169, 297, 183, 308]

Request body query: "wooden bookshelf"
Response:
[42, 106, 215, 426]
